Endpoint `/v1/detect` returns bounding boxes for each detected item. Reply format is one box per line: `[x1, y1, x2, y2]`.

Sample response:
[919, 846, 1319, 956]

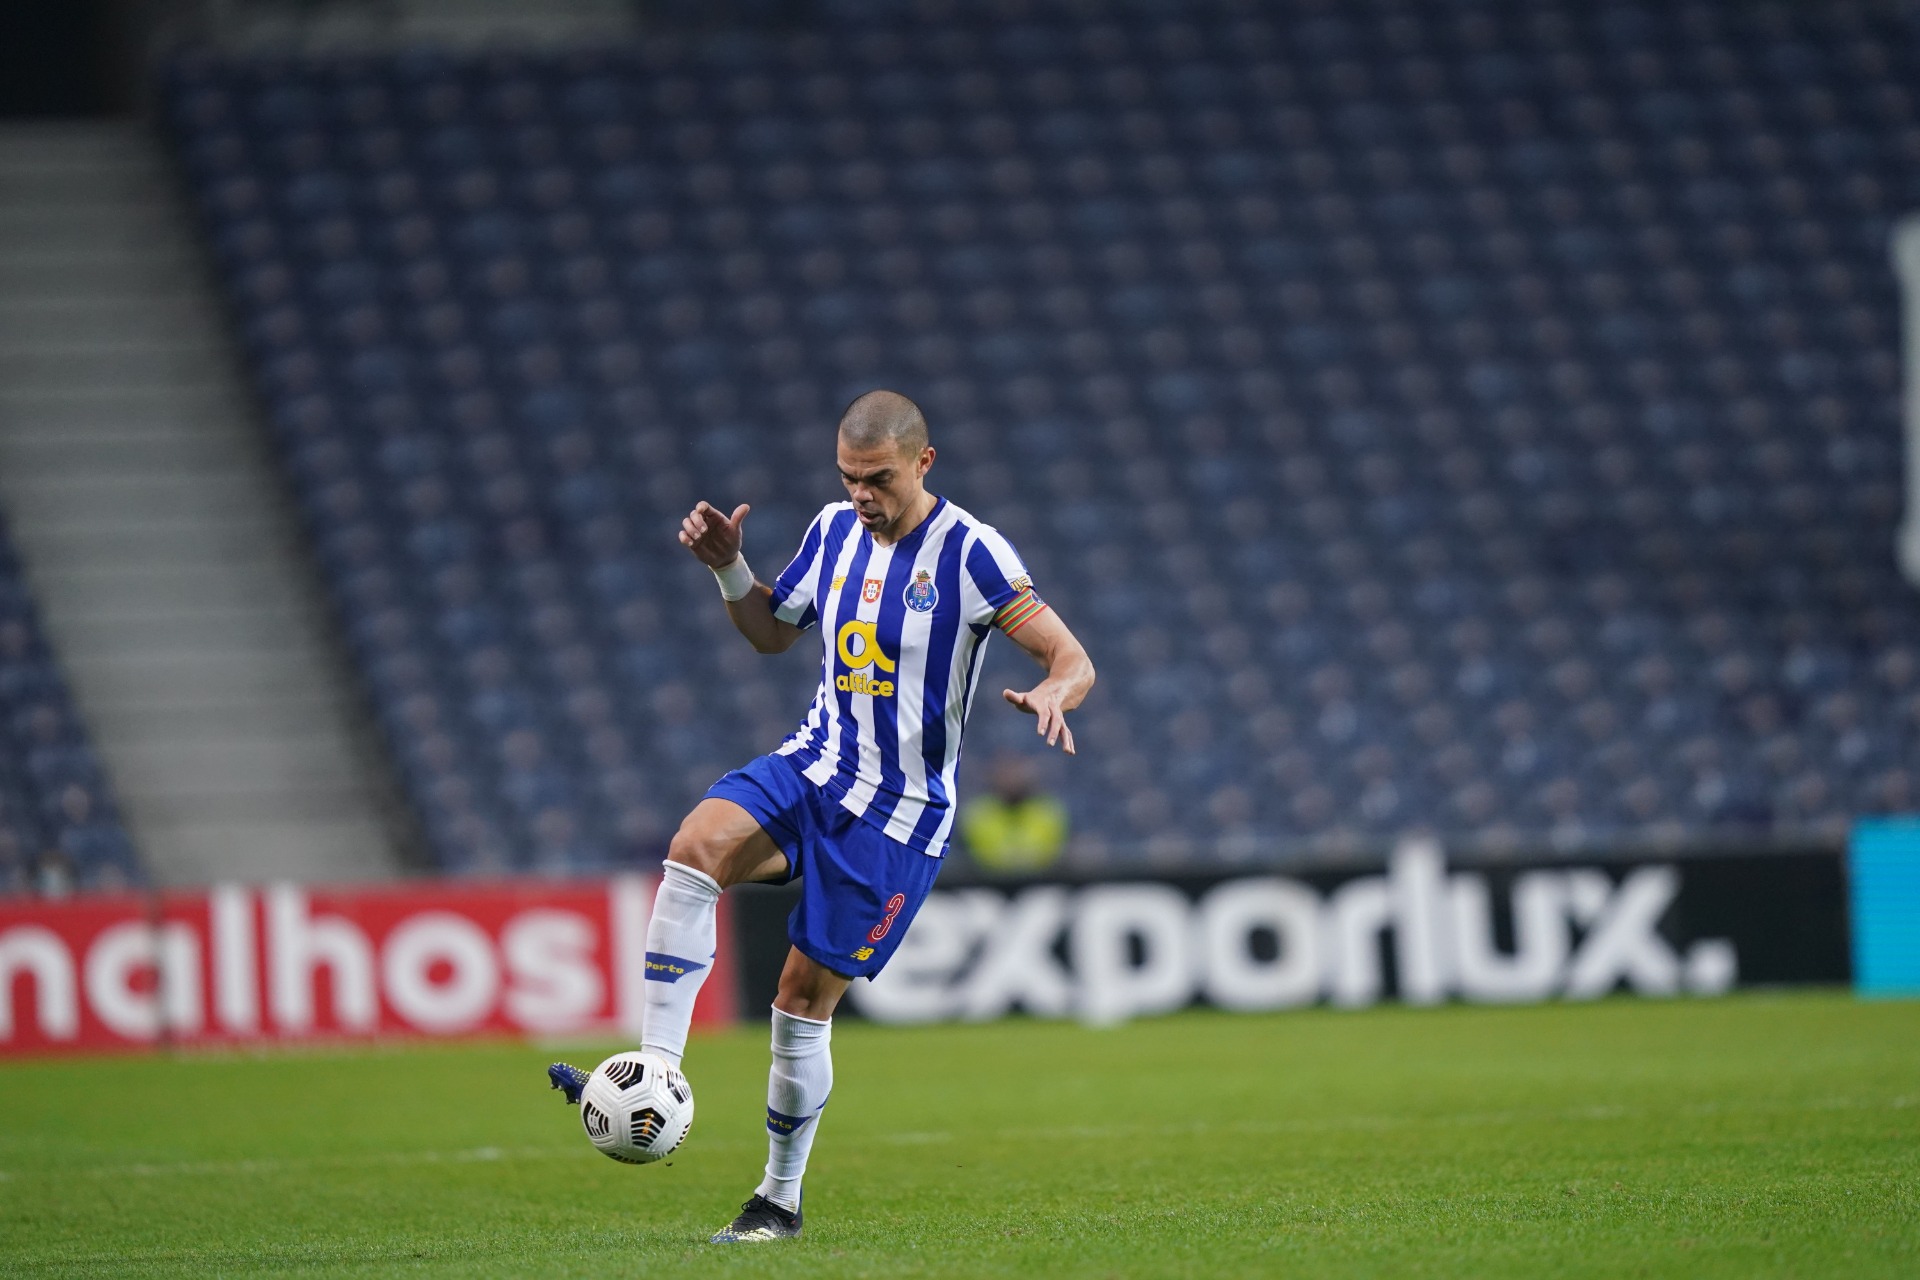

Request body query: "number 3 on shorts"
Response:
[868, 893, 907, 943]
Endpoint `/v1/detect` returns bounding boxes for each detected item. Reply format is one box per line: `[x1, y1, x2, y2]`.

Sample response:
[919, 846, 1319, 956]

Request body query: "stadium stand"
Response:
[162, 0, 1920, 870]
[0, 515, 142, 894]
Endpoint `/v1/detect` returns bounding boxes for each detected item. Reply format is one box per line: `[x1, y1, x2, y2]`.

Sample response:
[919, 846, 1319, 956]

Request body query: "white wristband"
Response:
[712, 555, 755, 602]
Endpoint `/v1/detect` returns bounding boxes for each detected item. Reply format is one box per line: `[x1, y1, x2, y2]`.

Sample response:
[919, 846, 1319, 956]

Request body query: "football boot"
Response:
[709, 1193, 802, 1243]
[546, 1061, 590, 1105]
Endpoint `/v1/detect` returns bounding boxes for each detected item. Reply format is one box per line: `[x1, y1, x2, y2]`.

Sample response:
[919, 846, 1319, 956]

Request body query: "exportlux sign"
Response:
[798, 841, 1849, 1024]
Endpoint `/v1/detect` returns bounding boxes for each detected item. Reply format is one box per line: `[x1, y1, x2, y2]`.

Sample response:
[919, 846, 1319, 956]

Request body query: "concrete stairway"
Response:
[0, 121, 405, 887]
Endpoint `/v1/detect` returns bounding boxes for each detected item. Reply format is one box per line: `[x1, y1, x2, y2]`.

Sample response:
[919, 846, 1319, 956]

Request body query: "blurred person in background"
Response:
[33, 843, 73, 898]
[48, 785, 137, 891]
[959, 753, 1068, 874]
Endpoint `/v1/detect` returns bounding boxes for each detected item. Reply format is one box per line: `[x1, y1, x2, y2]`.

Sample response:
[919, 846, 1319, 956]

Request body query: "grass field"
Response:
[1, 993, 1915, 1278]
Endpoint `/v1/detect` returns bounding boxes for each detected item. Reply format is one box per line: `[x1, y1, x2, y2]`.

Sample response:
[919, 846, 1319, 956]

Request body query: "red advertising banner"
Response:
[0, 876, 735, 1056]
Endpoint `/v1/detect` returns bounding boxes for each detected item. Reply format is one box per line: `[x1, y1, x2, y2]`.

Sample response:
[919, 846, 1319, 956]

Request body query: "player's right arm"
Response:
[678, 501, 807, 654]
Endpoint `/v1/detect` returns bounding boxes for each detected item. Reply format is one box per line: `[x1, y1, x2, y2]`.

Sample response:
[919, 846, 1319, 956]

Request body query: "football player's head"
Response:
[837, 389, 936, 535]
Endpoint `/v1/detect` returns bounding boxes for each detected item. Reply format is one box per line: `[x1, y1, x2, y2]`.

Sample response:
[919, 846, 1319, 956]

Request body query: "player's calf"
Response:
[639, 860, 724, 1068]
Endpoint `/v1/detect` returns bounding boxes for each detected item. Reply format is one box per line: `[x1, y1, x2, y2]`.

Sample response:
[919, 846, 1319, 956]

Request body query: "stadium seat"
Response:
[162, 0, 1920, 870]
[0, 518, 143, 893]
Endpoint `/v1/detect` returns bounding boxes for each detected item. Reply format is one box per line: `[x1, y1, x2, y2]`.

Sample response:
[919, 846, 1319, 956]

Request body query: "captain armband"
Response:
[993, 587, 1048, 635]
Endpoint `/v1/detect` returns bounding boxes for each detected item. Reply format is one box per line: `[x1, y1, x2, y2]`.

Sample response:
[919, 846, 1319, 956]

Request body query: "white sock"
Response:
[756, 1007, 832, 1213]
[639, 860, 721, 1069]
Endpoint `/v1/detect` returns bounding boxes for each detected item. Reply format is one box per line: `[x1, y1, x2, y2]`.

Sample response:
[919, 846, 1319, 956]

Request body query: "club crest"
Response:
[903, 568, 939, 613]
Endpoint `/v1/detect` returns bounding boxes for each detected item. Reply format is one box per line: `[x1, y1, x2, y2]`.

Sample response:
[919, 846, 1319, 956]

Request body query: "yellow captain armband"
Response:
[993, 587, 1048, 635]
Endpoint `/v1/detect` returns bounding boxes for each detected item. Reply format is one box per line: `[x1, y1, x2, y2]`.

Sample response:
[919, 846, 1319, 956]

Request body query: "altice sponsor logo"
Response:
[849, 840, 1739, 1025]
[834, 619, 897, 697]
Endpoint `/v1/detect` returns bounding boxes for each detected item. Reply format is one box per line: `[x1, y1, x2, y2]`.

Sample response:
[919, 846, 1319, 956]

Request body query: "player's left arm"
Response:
[1000, 607, 1095, 756]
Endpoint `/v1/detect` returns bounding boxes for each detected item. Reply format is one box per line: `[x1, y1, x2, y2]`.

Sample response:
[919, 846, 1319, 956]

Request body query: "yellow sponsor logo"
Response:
[850, 946, 875, 961]
[836, 619, 895, 672]
[834, 619, 897, 697]
[830, 575, 846, 591]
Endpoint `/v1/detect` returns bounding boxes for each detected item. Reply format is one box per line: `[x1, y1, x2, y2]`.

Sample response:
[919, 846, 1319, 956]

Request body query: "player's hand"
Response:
[1003, 687, 1077, 755]
[678, 501, 751, 569]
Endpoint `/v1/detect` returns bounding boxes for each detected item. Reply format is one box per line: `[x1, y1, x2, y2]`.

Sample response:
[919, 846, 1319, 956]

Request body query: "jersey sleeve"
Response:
[768, 507, 831, 630]
[964, 527, 1048, 635]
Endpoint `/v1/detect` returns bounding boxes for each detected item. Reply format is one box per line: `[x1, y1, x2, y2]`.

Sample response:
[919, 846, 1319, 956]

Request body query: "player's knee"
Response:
[773, 959, 850, 1021]
[772, 987, 835, 1021]
[665, 824, 726, 879]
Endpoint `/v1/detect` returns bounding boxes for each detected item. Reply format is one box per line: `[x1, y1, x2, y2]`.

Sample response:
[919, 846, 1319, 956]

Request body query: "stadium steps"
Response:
[0, 121, 410, 888]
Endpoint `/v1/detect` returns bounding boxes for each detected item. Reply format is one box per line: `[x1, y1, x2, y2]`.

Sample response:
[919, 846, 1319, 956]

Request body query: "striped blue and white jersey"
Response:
[767, 497, 1048, 856]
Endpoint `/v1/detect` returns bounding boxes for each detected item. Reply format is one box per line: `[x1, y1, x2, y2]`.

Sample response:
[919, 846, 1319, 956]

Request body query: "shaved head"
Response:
[835, 389, 937, 543]
[838, 389, 928, 458]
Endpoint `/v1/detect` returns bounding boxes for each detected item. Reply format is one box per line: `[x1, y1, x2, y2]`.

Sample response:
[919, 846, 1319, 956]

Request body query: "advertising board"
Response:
[0, 839, 1862, 1054]
[722, 841, 1851, 1024]
[0, 876, 736, 1055]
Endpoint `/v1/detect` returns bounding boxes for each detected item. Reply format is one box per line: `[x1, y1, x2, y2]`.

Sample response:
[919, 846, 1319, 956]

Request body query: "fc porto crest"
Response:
[903, 568, 939, 613]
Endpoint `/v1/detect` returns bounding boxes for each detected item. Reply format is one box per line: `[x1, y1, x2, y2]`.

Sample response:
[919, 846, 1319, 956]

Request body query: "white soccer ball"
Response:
[577, 1051, 694, 1164]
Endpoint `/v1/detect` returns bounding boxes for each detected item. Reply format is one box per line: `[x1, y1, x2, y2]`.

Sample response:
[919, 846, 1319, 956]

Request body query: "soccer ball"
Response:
[577, 1051, 694, 1164]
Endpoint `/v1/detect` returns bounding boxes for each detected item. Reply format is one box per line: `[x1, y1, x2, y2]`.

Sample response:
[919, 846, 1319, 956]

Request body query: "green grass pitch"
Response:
[1, 993, 1914, 1277]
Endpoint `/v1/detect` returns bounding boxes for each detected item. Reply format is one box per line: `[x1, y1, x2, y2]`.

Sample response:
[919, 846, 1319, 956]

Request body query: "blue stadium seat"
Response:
[0, 518, 143, 893]
[162, 0, 1920, 870]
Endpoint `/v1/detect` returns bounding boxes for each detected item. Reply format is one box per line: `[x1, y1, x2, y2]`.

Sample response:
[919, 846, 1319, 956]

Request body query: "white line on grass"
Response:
[77, 1145, 575, 1181]
[870, 1092, 1910, 1148]
[10, 1092, 1905, 1182]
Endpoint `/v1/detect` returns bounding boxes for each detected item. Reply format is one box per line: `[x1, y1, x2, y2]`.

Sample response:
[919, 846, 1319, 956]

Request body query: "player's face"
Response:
[838, 437, 935, 534]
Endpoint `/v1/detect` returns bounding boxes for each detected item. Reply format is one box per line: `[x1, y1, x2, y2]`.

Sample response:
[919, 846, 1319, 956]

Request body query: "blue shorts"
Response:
[705, 753, 943, 980]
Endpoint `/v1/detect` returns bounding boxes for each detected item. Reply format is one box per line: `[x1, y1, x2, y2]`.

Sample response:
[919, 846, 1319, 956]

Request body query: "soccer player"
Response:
[550, 389, 1094, 1242]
